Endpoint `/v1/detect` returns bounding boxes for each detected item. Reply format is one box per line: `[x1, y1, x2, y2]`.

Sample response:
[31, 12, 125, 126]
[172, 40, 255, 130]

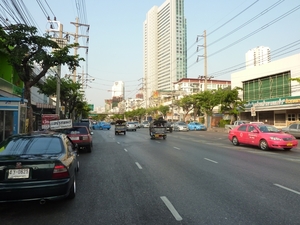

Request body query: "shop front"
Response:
[0, 97, 27, 142]
[240, 96, 300, 128]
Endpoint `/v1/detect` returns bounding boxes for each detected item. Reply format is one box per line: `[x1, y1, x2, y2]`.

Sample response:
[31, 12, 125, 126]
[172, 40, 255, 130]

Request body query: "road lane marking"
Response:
[124, 149, 128, 152]
[117, 142, 120, 144]
[173, 147, 180, 150]
[160, 196, 183, 221]
[156, 141, 161, 143]
[135, 162, 142, 169]
[204, 158, 218, 164]
[274, 184, 300, 195]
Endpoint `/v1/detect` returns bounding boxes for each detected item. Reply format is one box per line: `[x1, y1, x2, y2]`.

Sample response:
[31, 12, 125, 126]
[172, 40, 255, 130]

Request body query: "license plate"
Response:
[8, 168, 30, 179]
[155, 134, 159, 138]
[287, 143, 293, 146]
[70, 136, 79, 140]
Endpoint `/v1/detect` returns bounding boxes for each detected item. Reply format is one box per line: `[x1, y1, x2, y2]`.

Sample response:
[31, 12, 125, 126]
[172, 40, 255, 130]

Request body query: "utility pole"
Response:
[69, 17, 90, 82]
[47, 20, 66, 116]
[204, 30, 207, 91]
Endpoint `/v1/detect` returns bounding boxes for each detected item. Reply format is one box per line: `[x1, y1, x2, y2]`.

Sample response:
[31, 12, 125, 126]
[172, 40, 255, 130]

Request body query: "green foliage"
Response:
[0, 24, 84, 132]
[218, 119, 231, 128]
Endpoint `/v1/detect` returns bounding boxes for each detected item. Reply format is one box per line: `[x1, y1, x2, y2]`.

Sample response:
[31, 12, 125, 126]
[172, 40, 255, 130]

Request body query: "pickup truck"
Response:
[225, 120, 250, 131]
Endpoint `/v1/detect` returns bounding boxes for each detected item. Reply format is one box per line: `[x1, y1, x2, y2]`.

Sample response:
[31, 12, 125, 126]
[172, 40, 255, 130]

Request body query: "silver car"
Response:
[281, 123, 300, 138]
[126, 122, 137, 131]
[173, 122, 189, 131]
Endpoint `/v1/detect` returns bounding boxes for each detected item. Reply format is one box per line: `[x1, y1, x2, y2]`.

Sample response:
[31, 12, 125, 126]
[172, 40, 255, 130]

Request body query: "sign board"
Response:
[42, 114, 59, 130]
[251, 107, 256, 117]
[49, 119, 73, 130]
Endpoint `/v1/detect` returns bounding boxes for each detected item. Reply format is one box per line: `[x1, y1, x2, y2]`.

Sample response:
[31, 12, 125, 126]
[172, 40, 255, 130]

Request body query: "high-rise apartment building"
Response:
[245, 46, 271, 68]
[143, 0, 187, 107]
[111, 81, 125, 99]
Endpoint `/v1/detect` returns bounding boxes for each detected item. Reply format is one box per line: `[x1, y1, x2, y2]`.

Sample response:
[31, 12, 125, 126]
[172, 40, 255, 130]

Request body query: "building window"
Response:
[287, 114, 296, 121]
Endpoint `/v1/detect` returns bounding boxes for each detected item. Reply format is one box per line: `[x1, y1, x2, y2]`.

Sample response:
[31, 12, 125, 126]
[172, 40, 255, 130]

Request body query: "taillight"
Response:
[52, 164, 70, 179]
[82, 136, 88, 140]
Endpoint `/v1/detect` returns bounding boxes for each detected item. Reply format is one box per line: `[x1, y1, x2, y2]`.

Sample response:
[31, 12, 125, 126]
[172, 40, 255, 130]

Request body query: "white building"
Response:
[111, 81, 125, 99]
[231, 53, 300, 127]
[245, 46, 271, 68]
[143, 0, 187, 108]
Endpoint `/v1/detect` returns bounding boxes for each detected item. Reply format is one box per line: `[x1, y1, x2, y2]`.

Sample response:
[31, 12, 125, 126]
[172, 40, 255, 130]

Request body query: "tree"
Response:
[219, 87, 246, 124]
[176, 95, 194, 121]
[158, 105, 169, 118]
[0, 24, 84, 132]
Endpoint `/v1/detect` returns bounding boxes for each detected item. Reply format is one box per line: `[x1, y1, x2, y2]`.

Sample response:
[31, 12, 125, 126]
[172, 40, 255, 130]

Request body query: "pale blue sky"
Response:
[24, 0, 300, 108]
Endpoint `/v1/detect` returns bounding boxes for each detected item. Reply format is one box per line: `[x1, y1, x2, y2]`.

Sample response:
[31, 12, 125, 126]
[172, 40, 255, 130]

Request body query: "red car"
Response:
[62, 126, 93, 153]
[228, 123, 298, 151]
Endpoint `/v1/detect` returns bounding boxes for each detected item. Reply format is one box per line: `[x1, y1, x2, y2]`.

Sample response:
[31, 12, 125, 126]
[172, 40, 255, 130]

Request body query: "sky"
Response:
[13, 0, 300, 108]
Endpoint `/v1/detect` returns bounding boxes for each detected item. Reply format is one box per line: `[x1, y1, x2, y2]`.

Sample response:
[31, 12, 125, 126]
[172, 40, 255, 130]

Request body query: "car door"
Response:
[288, 124, 299, 138]
[236, 124, 248, 144]
[247, 125, 259, 145]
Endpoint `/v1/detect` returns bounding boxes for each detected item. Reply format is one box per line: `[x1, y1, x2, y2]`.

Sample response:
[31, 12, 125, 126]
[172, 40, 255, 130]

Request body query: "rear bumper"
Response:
[0, 178, 72, 202]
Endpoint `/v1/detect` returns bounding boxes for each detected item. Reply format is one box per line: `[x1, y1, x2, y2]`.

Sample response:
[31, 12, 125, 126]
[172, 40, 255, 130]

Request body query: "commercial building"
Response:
[231, 53, 300, 127]
[143, 0, 187, 107]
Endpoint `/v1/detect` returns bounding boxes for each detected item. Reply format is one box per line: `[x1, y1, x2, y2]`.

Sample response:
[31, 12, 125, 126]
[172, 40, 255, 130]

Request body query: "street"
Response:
[1, 128, 300, 225]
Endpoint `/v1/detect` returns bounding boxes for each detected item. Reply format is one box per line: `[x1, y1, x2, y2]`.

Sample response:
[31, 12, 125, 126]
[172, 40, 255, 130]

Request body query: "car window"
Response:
[64, 127, 88, 135]
[247, 125, 256, 132]
[258, 125, 280, 133]
[238, 125, 247, 131]
[0, 136, 63, 155]
[290, 124, 297, 129]
[178, 122, 186, 125]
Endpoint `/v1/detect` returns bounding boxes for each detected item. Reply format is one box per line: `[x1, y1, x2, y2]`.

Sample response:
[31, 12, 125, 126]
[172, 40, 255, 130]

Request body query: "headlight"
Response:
[269, 136, 282, 141]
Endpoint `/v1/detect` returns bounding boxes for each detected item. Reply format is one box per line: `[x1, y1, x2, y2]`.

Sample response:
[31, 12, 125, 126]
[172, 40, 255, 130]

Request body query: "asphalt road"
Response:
[1, 128, 300, 225]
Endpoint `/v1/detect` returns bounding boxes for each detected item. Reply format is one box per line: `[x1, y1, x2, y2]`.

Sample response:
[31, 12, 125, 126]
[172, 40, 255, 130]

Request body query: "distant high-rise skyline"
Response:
[246, 46, 271, 68]
[111, 81, 125, 99]
[143, 0, 187, 107]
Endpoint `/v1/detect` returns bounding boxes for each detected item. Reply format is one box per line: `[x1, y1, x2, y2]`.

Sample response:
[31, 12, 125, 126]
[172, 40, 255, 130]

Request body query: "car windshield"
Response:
[178, 122, 186, 125]
[258, 125, 280, 133]
[0, 136, 63, 155]
[62, 127, 88, 135]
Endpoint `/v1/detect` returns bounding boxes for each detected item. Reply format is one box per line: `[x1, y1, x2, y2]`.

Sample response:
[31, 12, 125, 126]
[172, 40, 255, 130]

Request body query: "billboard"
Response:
[42, 114, 59, 130]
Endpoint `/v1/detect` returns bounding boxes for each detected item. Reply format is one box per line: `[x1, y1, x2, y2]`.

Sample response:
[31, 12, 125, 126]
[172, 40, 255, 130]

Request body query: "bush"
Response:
[218, 119, 231, 128]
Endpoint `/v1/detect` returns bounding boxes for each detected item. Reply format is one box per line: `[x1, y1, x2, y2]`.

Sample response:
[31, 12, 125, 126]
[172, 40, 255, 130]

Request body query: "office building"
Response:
[111, 81, 125, 99]
[246, 46, 271, 68]
[143, 0, 187, 107]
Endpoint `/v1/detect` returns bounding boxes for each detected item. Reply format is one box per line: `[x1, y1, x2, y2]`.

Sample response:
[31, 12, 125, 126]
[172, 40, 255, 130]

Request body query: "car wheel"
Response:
[259, 139, 269, 150]
[86, 144, 92, 153]
[232, 136, 239, 146]
[124, 131, 126, 135]
[67, 176, 76, 199]
[283, 148, 292, 151]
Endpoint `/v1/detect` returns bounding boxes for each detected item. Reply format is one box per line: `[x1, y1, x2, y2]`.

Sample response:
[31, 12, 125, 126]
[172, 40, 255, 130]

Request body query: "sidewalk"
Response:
[207, 127, 228, 133]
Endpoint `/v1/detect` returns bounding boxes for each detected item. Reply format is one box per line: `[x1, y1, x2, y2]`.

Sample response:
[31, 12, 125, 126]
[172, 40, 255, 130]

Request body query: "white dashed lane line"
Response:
[204, 158, 218, 164]
[124, 148, 128, 152]
[274, 184, 300, 195]
[160, 196, 183, 221]
[173, 147, 180, 150]
[135, 162, 143, 169]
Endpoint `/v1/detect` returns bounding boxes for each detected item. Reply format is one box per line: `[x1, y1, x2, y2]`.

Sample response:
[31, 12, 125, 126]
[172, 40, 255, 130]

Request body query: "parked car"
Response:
[141, 121, 150, 128]
[188, 122, 207, 131]
[281, 122, 300, 138]
[173, 121, 189, 132]
[126, 122, 137, 131]
[228, 123, 298, 151]
[0, 131, 79, 203]
[74, 121, 93, 134]
[61, 126, 93, 153]
[133, 121, 141, 128]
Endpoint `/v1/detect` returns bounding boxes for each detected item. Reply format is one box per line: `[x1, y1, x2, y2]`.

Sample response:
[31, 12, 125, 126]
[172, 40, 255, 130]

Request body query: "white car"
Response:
[173, 122, 189, 131]
[141, 121, 150, 128]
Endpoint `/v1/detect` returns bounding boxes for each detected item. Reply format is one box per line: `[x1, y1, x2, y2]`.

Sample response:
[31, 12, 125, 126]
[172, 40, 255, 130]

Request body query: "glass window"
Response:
[288, 114, 296, 121]
[289, 124, 297, 129]
[238, 125, 247, 131]
[0, 136, 63, 155]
